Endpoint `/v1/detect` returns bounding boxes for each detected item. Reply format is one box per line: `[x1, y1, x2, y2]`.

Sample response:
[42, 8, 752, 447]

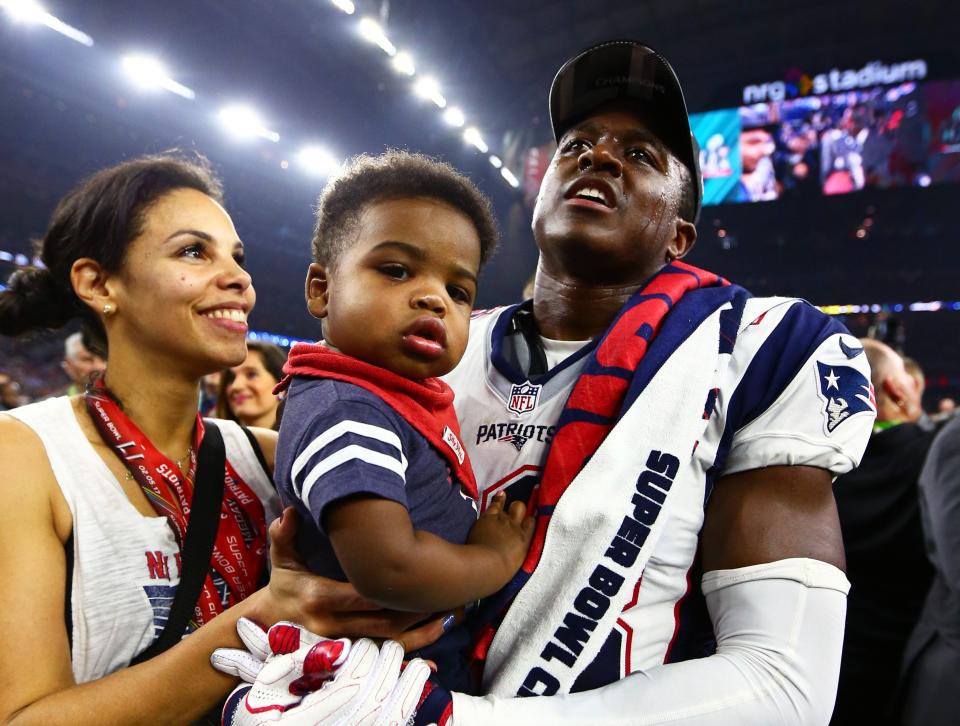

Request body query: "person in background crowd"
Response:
[200, 370, 222, 416]
[935, 396, 956, 420]
[0, 370, 25, 410]
[737, 108, 779, 201]
[0, 152, 436, 725]
[822, 105, 868, 194]
[903, 355, 926, 417]
[898, 411, 960, 726]
[216, 341, 285, 430]
[59, 330, 106, 395]
[831, 339, 943, 726]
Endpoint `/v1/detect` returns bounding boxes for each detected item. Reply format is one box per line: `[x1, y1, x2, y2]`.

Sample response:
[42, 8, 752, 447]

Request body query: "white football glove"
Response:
[212, 619, 434, 726]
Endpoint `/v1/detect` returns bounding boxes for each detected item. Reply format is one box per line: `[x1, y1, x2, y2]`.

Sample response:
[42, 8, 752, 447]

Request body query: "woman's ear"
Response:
[305, 263, 330, 320]
[70, 258, 115, 318]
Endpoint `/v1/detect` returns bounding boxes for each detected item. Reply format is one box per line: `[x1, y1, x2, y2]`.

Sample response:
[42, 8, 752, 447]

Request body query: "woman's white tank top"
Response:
[6, 397, 279, 683]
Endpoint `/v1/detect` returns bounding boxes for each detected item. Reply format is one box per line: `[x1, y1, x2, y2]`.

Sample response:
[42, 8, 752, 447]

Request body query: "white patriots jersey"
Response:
[444, 296, 874, 692]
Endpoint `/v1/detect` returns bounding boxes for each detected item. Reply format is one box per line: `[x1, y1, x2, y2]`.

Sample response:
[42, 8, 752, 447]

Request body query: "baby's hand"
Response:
[467, 492, 535, 576]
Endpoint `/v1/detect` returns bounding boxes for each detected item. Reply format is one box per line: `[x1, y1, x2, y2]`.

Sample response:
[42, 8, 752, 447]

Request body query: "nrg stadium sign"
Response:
[743, 58, 928, 104]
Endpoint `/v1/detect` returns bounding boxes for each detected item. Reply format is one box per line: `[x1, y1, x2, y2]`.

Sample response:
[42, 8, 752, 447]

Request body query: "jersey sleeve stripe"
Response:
[299, 445, 407, 503]
[292, 420, 407, 481]
[731, 302, 844, 429]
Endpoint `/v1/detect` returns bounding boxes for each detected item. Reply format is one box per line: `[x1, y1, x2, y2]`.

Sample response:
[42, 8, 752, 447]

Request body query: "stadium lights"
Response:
[218, 105, 280, 143]
[391, 51, 415, 76]
[318, 3, 518, 192]
[443, 107, 465, 128]
[1, 0, 44, 22]
[298, 145, 339, 176]
[121, 55, 195, 100]
[463, 127, 488, 153]
[413, 76, 446, 108]
[358, 17, 395, 56]
[500, 167, 520, 188]
[0, 0, 93, 46]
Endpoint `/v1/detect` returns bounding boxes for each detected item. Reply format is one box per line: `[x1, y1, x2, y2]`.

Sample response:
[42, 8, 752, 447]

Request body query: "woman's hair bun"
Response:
[0, 265, 77, 335]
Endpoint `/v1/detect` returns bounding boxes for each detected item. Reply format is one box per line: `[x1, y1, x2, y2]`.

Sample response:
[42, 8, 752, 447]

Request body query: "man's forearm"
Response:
[453, 559, 848, 726]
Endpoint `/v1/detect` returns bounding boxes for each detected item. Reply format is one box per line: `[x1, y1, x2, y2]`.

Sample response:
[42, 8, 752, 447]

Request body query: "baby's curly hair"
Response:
[312, 150, 499, 269]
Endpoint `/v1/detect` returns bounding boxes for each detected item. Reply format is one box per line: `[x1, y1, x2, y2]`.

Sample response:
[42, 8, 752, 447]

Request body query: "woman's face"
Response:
[108, 188, 255, 376]
[225, 350, 280, 427]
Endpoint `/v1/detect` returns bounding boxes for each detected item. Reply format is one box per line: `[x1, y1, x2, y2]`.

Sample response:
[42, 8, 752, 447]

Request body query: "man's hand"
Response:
[265, 507, 448, 652]
[213, 620, 435, 726]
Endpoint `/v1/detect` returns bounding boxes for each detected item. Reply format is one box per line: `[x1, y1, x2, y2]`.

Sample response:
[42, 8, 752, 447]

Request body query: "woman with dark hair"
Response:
[216, 341, 286, 430]
[0, 153, 436, 724]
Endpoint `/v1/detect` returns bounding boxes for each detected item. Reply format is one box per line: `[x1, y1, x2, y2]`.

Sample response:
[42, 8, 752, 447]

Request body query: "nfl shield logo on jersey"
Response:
[507, 381, 541, 415]
[815, 361, 875, 434]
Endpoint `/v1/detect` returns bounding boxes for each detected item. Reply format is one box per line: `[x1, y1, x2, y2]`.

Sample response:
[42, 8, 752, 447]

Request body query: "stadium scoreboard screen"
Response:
[692, 61, 960, 206]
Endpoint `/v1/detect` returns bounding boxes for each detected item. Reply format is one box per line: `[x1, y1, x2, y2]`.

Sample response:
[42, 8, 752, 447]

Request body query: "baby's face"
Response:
[307, 196, 480, 379]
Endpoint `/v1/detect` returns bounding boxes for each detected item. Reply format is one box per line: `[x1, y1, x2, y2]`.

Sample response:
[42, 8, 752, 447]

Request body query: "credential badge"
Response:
[507, 381, 542, 416]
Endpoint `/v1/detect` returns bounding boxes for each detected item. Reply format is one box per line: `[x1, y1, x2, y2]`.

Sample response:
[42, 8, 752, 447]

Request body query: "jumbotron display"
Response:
[692, 79, 960, 205]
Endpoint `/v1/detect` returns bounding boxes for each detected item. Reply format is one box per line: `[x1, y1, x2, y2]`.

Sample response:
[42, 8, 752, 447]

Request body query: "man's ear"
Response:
[667, 219, 697, 262]
[882, 376, 908, 409]
[305, 262, 330, 320]
[70, 258, 114, 317]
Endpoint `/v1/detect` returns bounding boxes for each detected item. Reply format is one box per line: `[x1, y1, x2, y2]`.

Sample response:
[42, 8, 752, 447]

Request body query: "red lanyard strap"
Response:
[83, 381, 268, 632]
[131, 422, 225, 664]
[84, 384, 199, 546]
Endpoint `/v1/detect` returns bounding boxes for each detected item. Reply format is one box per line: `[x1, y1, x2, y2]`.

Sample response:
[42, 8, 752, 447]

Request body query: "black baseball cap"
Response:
[549, 40, 702, 223]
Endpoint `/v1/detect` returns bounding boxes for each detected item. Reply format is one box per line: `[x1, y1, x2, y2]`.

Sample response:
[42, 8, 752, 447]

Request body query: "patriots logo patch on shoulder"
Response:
[507, 381, 541, 416]
[815, 361, 875, 433]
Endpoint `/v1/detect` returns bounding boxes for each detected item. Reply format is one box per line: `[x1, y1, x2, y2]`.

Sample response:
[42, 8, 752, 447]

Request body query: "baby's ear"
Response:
[305, 263, 330, 319]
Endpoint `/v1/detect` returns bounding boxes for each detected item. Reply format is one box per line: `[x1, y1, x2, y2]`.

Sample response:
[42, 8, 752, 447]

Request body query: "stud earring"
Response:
[103, 303, 114, 315]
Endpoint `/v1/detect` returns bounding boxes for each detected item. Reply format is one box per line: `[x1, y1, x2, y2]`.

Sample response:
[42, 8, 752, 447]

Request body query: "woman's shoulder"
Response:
[0, 402, 72, 540]
[206, 416, 277, 477]
[0, 398, 64, 455]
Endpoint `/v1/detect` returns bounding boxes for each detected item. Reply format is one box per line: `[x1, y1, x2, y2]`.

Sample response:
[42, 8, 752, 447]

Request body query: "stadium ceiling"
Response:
[1, 0, 958, 329]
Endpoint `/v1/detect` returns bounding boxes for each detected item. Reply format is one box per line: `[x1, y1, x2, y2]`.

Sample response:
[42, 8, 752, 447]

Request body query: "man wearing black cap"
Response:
[436, 40, 874, 724]
[220, 41, 874, 726]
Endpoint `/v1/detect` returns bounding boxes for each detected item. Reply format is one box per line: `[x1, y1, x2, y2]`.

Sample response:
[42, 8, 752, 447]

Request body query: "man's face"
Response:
[740, 129, 774, 173]
[532, 106, 694, 285]
[62, 341, 106, 386]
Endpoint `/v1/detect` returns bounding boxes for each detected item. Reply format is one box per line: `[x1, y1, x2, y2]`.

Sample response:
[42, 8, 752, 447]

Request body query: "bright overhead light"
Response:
[1, 0, 45, 23]
[298, 146, 339, 176]
[391, 51, 415, 76]
[1, 0, 93, 45]
[443, 107, 465, 128]
[488, 155, 502, 169]
[121, 55, 195, 99]
[330, 0, 354, 13]
[414, 76, 446, 108]
[218, 105, 279, 142]
[463, 127, 488, 153]
[358, 17, 395, 56]
[500, 167, 520, 188]
[38, 12, 92, 45]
